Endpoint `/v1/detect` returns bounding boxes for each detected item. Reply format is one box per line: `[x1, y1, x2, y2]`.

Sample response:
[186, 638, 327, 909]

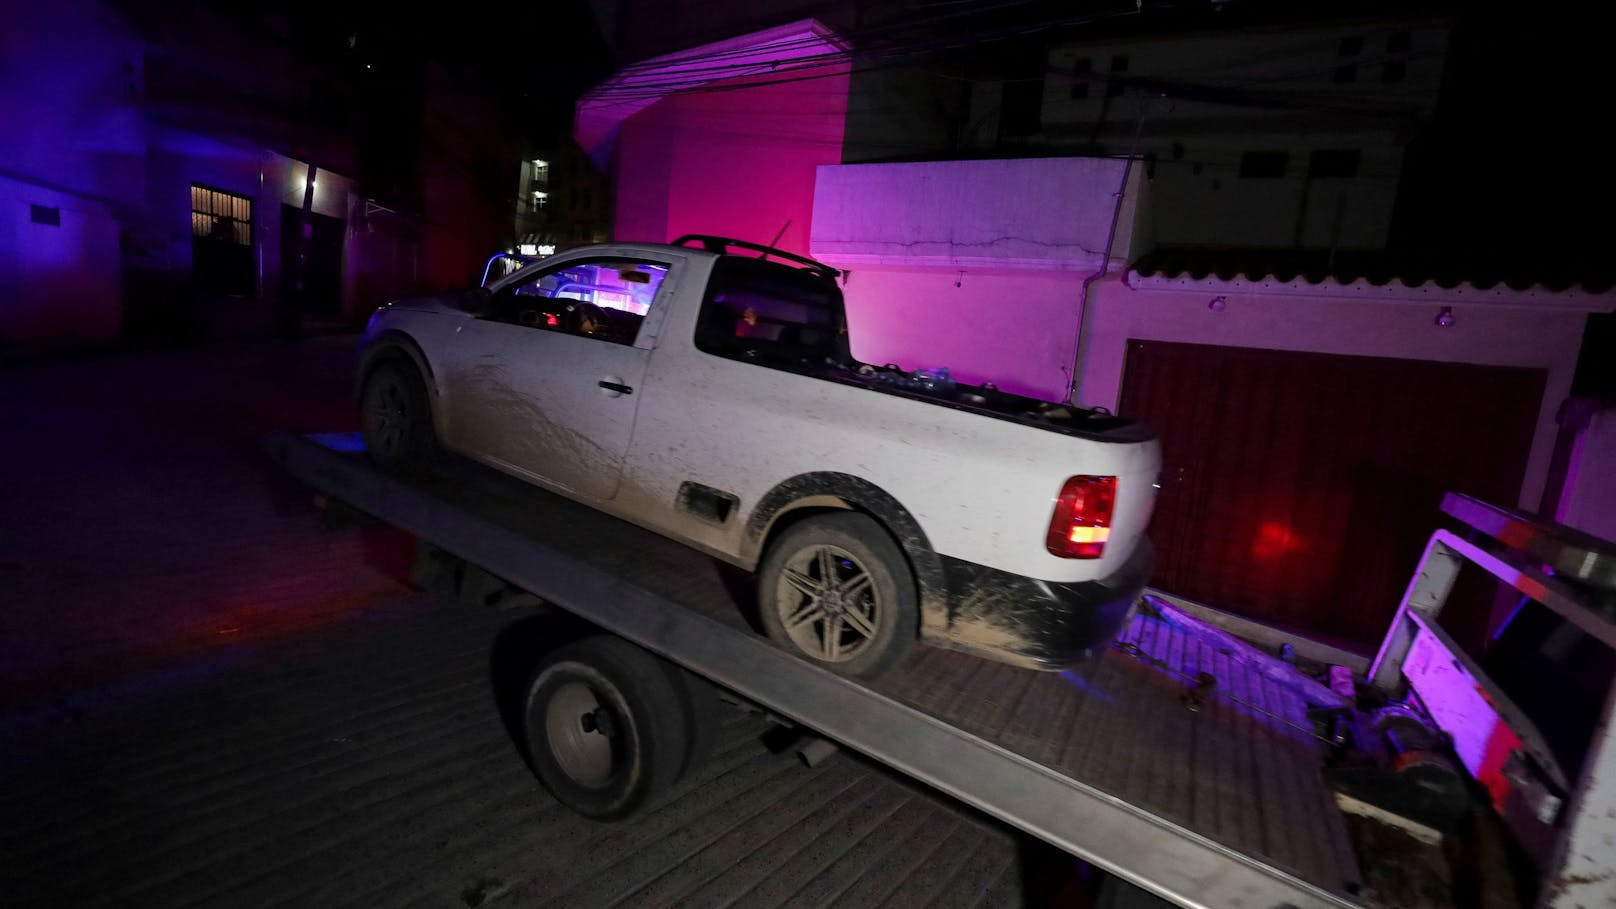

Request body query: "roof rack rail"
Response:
[671, 234, 840, 280]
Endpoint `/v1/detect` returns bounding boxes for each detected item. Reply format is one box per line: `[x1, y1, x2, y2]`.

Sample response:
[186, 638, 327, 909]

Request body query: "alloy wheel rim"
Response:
[775, 543, 880, 663]
[366, 379, 408, 457]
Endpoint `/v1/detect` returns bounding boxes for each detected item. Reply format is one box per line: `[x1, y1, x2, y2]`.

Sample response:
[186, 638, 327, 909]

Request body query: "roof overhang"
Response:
[574, 18, 850, 168]
[1126, 270, 1616, 312]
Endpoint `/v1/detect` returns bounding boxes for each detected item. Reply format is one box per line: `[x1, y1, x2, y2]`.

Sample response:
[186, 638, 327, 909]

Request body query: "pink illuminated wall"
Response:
[610, 68, 850, 256]
[808, 157, 1135, 403]
[842, 266, 1086, 401]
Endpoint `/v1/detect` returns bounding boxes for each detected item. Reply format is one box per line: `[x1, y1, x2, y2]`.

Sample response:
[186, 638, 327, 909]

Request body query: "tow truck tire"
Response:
[758, 512, 917, 679]
[360, 361, 438, 474]
[664, 662, 720, 778]
[521, 636, 689, 820]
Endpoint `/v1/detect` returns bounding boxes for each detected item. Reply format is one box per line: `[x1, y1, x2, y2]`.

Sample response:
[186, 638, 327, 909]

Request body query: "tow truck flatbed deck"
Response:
[266, 432, 1363, 909]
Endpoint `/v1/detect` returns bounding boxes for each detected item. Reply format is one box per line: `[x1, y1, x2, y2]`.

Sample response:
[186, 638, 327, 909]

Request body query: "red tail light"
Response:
[1046, 475, 1116, 559]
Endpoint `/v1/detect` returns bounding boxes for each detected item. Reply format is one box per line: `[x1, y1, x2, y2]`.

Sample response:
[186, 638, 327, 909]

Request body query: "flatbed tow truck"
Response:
[266, 431, 1616, 908]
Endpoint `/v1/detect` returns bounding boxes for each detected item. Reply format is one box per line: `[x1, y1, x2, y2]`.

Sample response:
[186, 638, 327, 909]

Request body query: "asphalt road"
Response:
[0, 339, 1068, 907]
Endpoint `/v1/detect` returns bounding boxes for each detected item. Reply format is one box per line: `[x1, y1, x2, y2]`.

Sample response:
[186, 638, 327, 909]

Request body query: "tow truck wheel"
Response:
[521, 636, 690, 820]
[758, 512, 917, 679]
[665, 662, 721, 780]
[360, 361, 438, 473]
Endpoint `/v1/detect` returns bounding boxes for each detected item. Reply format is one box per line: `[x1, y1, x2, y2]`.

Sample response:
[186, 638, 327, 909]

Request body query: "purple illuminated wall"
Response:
[0, 0, 144, 343]
[611, 69, 850, 256]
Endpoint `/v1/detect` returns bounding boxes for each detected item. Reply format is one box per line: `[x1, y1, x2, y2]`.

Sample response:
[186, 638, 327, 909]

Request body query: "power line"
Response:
[582, 6, 1152, 102]
[580, 10, 1442, 125]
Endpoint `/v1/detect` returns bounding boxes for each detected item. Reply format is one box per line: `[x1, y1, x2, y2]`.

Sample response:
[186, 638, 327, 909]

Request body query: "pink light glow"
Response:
[610, 67, 850, 257]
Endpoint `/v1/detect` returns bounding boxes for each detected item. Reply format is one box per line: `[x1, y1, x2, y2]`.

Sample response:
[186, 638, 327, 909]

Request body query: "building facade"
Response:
[512, 142, 612, 256]
[0, 0, 512, 347]
[845, 15, 1450, 257]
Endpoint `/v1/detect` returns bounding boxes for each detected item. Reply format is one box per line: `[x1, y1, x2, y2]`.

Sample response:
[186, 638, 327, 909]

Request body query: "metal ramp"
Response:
[265, 432, 1364, 909]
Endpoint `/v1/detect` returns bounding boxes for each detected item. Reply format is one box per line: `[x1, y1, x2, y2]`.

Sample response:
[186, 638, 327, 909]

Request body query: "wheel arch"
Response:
[744, 472, 949, 636]
[356, 331, 437, 402]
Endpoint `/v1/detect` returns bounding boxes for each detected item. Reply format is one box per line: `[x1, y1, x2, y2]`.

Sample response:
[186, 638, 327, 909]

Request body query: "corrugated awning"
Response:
[1130, 248, 1616, 310]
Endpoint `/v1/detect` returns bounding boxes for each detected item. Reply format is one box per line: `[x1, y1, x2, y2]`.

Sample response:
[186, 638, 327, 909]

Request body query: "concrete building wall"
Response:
[1141, 138, 1405, 250]
[142, 127, 363, 335]
[811, 157, 1136, 402]
[840, 265, 1087, 401]
[0, 0, 146, 209]
[1077, 275, 1593, 510]
[0, 177, 123, 344]
[1557, 407, 1616, 544]
[812, 157, 1126, 270]
[1041, 24, 1448, 137]
[0, 0, 144, 344]
[999, 20, 1448, 252]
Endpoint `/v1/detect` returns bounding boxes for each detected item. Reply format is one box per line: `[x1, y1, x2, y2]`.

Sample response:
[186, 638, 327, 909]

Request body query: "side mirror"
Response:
[460, 287, 493, 316]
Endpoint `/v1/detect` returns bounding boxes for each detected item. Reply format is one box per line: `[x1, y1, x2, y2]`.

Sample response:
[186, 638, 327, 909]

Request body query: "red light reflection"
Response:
[1251, 520, 1305, 560]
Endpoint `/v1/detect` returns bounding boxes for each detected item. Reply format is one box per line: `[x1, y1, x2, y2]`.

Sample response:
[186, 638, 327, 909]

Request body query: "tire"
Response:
[757, 512, 918, 679]
[521, 636, 690, 820]
[360, 360, 438, 473]
[663, 662, 721, 779]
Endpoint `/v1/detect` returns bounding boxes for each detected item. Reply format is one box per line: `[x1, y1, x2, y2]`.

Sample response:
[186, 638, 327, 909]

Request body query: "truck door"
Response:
[446, 255, 677, 501]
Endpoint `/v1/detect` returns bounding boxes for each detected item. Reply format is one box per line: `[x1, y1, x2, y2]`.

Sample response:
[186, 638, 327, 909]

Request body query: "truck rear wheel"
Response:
[521, 635, 690, 820]
[360, 361, 438, 473]
[758, 512, 917, 679]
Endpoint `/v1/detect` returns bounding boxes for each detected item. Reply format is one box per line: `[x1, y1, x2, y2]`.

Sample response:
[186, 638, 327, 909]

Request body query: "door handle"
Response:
[598, 377, 634, 397]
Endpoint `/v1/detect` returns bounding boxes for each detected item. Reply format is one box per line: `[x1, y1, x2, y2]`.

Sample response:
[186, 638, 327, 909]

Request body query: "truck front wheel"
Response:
[360, 361, 438, 474]
[758, 513, 917, 679]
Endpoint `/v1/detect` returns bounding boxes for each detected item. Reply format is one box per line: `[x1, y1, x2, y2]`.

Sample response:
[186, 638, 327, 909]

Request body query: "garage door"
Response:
[1119, 340, 1546, 648]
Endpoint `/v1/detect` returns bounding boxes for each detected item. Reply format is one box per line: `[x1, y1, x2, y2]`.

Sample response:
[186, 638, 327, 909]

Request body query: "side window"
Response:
[490, 258, 669, 345]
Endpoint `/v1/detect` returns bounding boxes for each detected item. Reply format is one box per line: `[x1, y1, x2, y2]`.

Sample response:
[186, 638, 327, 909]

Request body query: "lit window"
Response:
[532, 159, 549, 183]
[190, 183, 254, 296]
[532, 191, 548, 211]
[191, 184, 252, 246]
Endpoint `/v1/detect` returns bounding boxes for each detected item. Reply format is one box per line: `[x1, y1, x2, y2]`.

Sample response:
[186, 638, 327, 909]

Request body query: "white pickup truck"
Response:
[358, 236, 1160, 677]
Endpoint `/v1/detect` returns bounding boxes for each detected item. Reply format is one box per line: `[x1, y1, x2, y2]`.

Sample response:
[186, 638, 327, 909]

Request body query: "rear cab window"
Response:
[693, 257, 849, 369]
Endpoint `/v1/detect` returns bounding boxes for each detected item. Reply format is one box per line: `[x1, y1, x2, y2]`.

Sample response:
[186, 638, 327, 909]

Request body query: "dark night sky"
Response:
[1392, 9, 1616, 290]
[265, 0, 1615, 291]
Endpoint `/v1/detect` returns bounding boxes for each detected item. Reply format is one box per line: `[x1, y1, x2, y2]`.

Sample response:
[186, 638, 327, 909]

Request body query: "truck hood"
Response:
[381, 295, 473, 316]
